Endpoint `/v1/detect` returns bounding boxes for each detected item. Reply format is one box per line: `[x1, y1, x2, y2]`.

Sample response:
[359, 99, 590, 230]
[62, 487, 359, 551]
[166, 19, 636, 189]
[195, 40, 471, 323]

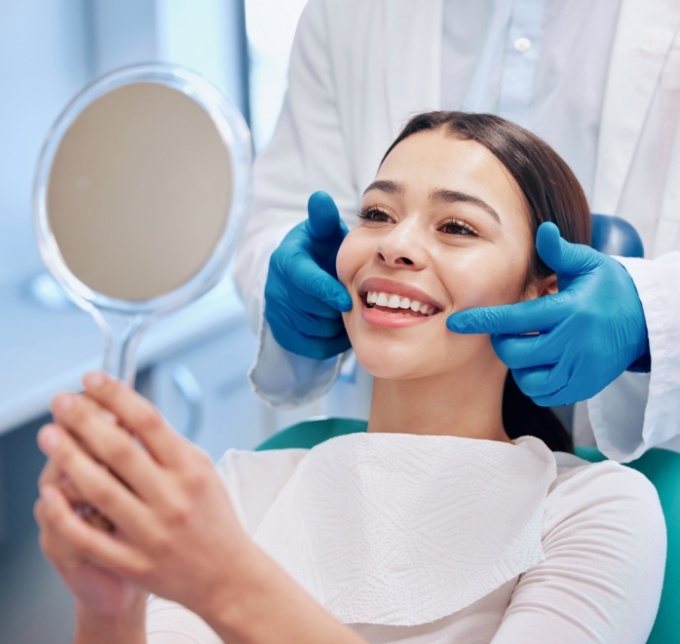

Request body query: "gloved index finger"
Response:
[287, 250, 352, 312]
[446, 294, 569, 335]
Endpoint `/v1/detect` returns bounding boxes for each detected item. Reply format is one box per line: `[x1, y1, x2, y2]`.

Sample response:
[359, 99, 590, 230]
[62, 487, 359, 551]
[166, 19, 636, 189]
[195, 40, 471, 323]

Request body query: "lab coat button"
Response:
[514, 37, 531, 53]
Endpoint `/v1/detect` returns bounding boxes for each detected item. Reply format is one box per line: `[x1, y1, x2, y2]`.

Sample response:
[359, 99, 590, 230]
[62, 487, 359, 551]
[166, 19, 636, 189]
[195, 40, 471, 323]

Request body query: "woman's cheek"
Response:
[335, 230, 362, 289]
[448, 258, 522, 310]
[341, 310, 351, 333]
[439, 251, 495, 310]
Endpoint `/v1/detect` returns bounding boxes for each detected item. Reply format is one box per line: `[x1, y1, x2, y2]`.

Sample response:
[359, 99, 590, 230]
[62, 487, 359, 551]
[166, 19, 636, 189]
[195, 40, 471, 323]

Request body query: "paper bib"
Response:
[253, 432, 556, 626]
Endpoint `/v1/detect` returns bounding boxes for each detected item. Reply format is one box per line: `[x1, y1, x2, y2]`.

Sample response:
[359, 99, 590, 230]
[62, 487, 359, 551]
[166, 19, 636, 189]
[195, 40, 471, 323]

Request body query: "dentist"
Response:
[234, 0, 680, 462]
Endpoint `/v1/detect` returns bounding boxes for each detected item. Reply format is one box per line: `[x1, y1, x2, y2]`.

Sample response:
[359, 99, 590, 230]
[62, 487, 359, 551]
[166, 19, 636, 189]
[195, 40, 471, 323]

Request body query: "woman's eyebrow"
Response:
[363, 181, 501, 224]
[362, 179, 403, 195]
[430, 188, 501, 224]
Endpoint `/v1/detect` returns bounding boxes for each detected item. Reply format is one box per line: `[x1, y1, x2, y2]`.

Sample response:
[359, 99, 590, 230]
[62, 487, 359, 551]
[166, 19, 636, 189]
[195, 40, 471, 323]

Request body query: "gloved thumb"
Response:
[536, 221, 600, 276]
[307, 191, 348, 244]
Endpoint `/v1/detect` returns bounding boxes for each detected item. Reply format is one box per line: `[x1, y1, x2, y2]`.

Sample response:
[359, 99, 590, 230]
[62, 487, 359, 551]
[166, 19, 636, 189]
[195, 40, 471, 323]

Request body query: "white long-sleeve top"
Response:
[233, 0, 680, 463]
[146, 434, 665, 643]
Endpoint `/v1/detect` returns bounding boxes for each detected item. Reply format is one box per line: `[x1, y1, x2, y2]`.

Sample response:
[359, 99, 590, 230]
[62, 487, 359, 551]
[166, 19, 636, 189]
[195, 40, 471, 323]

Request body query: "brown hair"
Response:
[382, 111, 592, 452]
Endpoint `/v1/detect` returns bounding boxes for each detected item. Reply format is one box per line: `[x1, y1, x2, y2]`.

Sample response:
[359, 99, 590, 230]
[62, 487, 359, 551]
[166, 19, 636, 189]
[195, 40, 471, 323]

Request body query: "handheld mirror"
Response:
[34, 64, 252, 385]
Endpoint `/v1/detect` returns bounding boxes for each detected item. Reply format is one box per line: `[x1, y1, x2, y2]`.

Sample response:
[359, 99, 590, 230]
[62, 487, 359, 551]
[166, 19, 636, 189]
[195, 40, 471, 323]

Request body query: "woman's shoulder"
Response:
[215, 448, 309, 536]
[544, 451, 665, 541]
[551, 450, 659, 496]
[216, 446, 309, 477]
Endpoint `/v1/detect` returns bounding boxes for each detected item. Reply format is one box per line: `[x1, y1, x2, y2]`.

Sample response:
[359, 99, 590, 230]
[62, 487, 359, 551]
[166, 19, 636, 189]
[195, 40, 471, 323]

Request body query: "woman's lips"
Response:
[358, 278, 443, 328]
[365, 290, 437, 316]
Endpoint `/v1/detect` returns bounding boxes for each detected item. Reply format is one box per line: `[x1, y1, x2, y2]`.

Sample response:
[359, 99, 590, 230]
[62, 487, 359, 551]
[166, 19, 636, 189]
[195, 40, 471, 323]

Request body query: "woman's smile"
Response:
[359, 276, 443, 327]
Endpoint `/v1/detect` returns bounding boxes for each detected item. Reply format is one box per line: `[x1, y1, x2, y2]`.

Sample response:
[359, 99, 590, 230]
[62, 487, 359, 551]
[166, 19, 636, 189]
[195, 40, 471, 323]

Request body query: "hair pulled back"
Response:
[383, 111, 592, 452]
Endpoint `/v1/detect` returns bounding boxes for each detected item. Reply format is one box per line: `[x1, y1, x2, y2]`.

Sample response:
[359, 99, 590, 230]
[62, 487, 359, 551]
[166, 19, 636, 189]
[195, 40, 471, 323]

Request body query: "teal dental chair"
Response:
[255, 215, 674, 641]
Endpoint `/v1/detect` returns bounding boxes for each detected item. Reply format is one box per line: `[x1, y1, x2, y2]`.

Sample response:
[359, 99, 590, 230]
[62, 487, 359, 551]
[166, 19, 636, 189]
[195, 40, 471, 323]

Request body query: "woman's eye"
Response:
[358, 207, 391, 223]
[440, 219, 478, 236]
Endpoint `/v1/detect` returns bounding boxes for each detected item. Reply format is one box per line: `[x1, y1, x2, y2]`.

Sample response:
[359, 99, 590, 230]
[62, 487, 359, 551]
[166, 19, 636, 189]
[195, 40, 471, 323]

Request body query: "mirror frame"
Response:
[33, 63, 252, 319]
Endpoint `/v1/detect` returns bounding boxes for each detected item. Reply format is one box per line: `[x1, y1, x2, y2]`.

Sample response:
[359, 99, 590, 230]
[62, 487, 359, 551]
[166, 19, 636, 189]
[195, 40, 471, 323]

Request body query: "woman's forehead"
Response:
[372, 131, 528, 224]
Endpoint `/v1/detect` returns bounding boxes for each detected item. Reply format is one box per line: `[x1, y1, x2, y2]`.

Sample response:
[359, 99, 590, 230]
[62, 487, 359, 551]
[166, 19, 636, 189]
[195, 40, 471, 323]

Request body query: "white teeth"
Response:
[365, 291, 437, 316]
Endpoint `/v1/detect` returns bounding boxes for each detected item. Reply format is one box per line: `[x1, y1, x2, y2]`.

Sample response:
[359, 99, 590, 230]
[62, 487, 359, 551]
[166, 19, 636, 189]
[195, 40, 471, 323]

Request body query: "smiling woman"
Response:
[35, 112, 665, 644]
[338, 111, 590, 450]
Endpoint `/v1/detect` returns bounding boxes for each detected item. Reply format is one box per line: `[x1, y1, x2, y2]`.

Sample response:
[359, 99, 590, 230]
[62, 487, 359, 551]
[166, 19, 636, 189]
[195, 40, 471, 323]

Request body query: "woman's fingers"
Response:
[35, 492, 83, 568]
[81, 373, 186, 469]
[36, 484, 148, 579]
[38, 447, 114, 532]
[49, 393, 166, 506]
[37, 424, 158, 546]
[38, 455, 81, 503]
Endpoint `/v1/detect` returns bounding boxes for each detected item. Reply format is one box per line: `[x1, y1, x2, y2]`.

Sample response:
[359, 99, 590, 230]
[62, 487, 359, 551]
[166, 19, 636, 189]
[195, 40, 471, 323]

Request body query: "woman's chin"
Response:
[353, 342, 440, 381]
[349, 328, 491, 383]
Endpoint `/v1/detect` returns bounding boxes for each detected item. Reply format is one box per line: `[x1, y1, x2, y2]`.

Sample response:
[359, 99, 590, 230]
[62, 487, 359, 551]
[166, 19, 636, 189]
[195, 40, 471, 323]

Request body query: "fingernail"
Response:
[53, 394, 73, 413]
[84, 372, 106, 389]
[38, 426, 59, 452]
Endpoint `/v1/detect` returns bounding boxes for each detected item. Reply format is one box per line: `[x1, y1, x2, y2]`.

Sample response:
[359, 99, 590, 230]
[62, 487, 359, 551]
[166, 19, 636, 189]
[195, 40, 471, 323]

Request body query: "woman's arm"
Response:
[491, 462, 666, 642]
[205, 550, 364, 643]
[73, 605, 146, 644]
[37, 373, 364, 643]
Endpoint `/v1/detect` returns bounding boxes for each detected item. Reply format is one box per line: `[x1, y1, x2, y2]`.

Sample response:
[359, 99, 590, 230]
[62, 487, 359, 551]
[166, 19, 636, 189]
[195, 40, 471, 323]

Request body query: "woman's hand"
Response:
[35, 439, 147, 640]
[36, 372, 256, 623]
[37, 372, 366, 643]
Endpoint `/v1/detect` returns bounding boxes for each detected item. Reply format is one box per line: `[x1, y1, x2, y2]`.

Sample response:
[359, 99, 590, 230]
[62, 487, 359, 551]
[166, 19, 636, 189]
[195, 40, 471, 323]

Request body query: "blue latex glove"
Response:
[264, 191, 352, 359]
[446, 222, 650, 406]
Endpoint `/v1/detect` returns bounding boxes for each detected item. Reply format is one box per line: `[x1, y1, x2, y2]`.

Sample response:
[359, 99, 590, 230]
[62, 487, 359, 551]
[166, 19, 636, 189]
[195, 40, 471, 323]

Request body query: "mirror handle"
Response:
[96, 311, 147, 386]
[171, 365, 203, 442]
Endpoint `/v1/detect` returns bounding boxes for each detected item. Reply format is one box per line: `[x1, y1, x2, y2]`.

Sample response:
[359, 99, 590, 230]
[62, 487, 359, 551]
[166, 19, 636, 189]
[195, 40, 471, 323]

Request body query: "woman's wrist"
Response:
[202, 543, 364, 644]
[74, 595, 147, 644]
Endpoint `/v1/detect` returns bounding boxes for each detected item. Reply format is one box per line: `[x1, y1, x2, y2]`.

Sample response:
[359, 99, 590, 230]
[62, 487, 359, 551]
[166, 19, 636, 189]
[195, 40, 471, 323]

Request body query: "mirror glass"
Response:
[34, 64, 252, 384]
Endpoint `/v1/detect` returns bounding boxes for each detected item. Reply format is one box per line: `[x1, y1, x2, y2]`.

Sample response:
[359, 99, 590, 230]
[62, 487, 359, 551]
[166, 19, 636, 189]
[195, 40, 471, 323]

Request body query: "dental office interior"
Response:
[0, 1, 337, 641]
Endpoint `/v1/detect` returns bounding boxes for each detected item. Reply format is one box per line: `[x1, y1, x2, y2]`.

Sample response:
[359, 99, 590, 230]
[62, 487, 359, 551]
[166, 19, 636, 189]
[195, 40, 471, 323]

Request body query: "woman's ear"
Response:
[525, 274, 558, 300]
[537, 274, 558, 297]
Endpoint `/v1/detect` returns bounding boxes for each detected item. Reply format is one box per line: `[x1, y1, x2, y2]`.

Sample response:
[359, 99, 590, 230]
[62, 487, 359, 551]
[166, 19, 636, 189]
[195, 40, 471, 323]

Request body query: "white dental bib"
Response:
[252, 432, 557, 627]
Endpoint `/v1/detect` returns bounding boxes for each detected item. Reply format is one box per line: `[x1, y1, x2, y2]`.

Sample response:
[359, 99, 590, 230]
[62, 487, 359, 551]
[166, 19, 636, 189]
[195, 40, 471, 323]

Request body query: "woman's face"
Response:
[336, 129, 551, 381]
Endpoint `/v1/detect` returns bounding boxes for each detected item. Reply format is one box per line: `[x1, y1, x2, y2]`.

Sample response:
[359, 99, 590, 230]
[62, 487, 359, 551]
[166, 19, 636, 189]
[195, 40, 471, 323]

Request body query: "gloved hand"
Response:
[264, 191, 352, 359]
[446, 222, 650, 406]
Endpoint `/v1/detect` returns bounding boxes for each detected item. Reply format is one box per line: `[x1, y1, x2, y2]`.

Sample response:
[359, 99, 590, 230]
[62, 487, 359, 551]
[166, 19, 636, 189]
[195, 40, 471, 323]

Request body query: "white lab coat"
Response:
[233, 0, 680, 462]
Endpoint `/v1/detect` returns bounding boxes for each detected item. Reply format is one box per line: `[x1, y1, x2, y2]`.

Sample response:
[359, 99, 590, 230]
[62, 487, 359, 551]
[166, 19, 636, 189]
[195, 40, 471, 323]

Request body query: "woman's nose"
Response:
[375, 223, 426, 269]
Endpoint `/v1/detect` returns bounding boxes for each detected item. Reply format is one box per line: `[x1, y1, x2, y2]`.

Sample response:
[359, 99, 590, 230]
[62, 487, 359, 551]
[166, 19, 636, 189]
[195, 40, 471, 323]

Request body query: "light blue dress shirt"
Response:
[441, 0, 622, 200]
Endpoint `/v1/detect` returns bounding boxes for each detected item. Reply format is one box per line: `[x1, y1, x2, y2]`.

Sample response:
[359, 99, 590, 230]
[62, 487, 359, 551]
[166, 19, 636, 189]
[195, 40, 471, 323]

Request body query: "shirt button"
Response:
[514, 37, 531, 53]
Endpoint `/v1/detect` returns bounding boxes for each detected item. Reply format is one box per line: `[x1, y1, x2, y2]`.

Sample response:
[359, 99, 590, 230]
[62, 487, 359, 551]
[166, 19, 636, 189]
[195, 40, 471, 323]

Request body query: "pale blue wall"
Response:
[0, 0, 92, 284]
[0, 0, 250, 288]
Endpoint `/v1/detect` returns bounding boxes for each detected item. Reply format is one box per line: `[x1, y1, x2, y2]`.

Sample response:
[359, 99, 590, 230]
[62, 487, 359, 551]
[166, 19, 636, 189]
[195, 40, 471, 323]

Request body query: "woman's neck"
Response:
[367, 365, 510, 443]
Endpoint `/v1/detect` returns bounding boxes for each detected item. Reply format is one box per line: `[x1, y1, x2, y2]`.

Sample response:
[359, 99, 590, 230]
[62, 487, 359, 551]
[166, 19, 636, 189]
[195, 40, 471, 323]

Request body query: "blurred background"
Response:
[0, 1, 329, 641]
